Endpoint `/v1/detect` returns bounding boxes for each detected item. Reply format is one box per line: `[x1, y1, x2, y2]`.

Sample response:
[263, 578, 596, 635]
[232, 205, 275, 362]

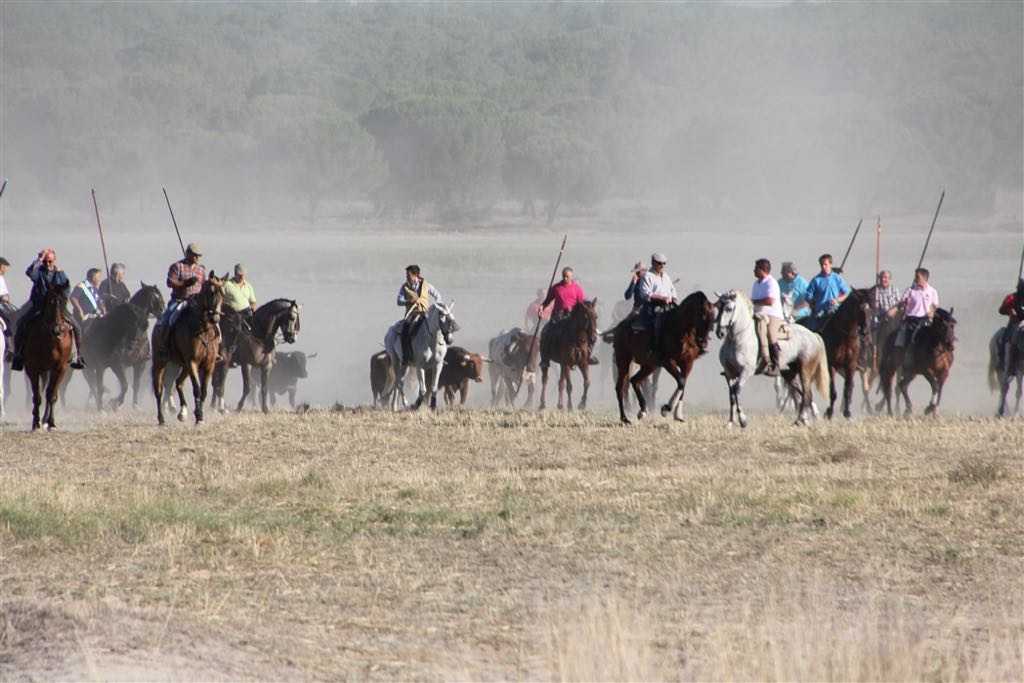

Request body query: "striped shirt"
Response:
[166, 260, 207, 301]
[874, 284, 901, 314]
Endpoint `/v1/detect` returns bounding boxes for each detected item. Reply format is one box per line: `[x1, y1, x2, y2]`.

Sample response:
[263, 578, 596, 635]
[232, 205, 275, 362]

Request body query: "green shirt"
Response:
[223, 279, 256, 312]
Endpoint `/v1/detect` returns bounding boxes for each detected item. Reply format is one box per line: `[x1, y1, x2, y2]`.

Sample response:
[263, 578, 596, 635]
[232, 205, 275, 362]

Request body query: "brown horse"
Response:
[856, 292, 901, 414]
[538, 299, 599, 411]
[812, 288, 871, 420]
[611, 291, 716, 424]
[24, 282, 74, 431]
[877, 307, 956, 416]
[151, 275, 226, 425]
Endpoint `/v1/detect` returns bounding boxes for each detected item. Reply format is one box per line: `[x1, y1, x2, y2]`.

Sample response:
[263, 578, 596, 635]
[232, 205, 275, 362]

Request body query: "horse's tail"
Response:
[988, 341, 1000, 393]
[812, 335, 830, 399]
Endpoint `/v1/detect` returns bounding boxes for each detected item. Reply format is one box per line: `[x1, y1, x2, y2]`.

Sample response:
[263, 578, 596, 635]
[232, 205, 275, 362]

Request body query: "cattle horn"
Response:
[483, 357, 494, 363]
[712, 289, 721, 299]
[307, 353, 318, 359]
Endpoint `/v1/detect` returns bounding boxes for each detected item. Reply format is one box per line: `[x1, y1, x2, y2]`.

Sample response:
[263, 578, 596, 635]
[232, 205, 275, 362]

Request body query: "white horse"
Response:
[715, 289, 830, 427]
[384, 302, 458, 411]
[989, 324, 1024, 418]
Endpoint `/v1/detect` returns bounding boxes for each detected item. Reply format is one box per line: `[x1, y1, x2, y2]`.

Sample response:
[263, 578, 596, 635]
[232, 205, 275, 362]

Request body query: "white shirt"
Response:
[0, 274, 8, 298]
[637, 270, 677, 303]
[752, 275, 783, 318]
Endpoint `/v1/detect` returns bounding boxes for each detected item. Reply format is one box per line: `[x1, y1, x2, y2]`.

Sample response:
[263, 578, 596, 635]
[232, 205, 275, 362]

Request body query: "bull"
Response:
[438, 345, 485, 410]
[488, 328, 538, 408]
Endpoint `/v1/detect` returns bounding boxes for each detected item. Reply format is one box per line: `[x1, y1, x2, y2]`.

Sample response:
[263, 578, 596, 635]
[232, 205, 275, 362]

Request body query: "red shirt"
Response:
[543, 281, 586, 315]
[167, 259, 207, 301]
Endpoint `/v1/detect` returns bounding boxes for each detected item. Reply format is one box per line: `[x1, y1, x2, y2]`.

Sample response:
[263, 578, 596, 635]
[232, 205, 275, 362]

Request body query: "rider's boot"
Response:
[70, 327, 86, 370]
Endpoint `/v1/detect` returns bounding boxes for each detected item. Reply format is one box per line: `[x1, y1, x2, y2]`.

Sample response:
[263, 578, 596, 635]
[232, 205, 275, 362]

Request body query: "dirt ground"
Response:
[2, 410, 1021, 681]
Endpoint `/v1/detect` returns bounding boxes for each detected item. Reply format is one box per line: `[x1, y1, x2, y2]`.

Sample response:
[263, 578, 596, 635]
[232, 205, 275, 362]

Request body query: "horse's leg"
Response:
[109, 364, 130, 411]
[189, 361, 204, 424]
[131, 362, 144, 408]
[661, 361, 689, 422]
[557, 363, 567, 411]
[842, 367, 856, 420]
[174, 365, 190, 422]
[197, 362, 214, 424]
[259, 365, 270, 414]
[794, 367, 814, 427]
[29, 372, 42, 431]
[412, 365, 427, 410]
[615, 358, 632, 424]
[923, 373, 941, 416]
[236, 364, 251, 412]
[428, 363, 440, 411]
[152, 361, 167, 426]
[630, 364, 655, 420]
[578, 362, 590, 411]
[539, 364, 549, 411]
[898, 372, 914, 417]
[1014, 374, 1023, 418]
[825, 368, 837, 420]
[46, 367, 65, 430]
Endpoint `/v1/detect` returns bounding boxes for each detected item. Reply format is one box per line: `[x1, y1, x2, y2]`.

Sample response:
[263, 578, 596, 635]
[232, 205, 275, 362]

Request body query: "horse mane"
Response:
[255, 298, 294, 317]
[670, 291, 713, 351]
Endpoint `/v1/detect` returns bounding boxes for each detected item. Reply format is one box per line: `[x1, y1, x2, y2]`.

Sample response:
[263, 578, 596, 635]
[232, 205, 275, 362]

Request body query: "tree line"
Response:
[2, 2, 1020, 222]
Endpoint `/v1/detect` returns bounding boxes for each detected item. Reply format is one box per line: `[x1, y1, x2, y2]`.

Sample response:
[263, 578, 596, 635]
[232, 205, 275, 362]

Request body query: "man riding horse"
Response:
[996, 278, 1024, 372]
[796, 253, 851, 332]
[894, 267, 939, 370]
[636, 253, 676, 362]
[396, 264, 444, 364]
[10, 249, 86, 371]
[0, 256, 13, 358]
[540, 266, 599, 368]
[750, 258, 790, 377]
[155, 243, 209, 361]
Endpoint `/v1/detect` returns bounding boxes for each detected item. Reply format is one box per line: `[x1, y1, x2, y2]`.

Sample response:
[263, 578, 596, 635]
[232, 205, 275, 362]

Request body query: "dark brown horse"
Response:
[539, 299, 599, 411]
[812, 288, 871, 420]
[152, 275, 226, 425]
[81, 283, 164, 411]
[877, 307, 956, 416]
[24, 282, 73, 431]
[611, 291, 716, 424]
[211, 298, 300, 413]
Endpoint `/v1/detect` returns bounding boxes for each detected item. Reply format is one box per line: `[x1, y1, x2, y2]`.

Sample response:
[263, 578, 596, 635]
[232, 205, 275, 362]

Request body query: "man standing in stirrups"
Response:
[396, 265, 444, 364]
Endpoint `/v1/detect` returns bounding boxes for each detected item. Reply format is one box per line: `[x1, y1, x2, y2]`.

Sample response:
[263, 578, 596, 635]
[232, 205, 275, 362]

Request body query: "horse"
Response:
[488, 328, 539, 409]
[539, 299, 599, 411]
[384, 302, 459, 411]
[877, 308, 956, 417]
[811, 288, 871, 420]
[80, 283, 164, 411]
[151, 274, 227, 425]
[211, 299, 300, 413]
[610, 292, 715, 424]
[988, 323, 1023, 418]
[0, 316, 6, 420]
[715, 290, 830, 428]
[23, 282, 74, 431]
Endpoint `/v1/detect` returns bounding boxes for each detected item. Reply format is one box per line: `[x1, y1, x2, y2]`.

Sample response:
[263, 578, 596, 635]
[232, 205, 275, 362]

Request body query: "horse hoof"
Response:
[674, 414, 686, 423]
[621, 417, 632, 425]
[637, 410, 647, 420]
[660, 404, 671, 418]
[739, 418, 748, 428]
[725, 421, 734, 430]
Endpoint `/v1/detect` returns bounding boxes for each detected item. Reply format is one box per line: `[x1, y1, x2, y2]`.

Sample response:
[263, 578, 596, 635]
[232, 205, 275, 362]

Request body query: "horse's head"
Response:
[132, 281, 165, 318]
[435, 301, 459, 345]
[851, 288, 872, 337]
[43, 280, 71, 326]
[935, 307, 957, 350]
[281, 300, 301, 344]
[573, 298, 599, 345]
[198, 273, 226, 326]
[714, 290, 740, 340]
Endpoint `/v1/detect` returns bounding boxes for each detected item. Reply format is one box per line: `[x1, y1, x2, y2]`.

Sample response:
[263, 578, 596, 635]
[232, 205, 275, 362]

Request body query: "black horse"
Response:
[81, 283, 165, 410]
[212, 299, 300, 413]
[805, 288, 872, 420]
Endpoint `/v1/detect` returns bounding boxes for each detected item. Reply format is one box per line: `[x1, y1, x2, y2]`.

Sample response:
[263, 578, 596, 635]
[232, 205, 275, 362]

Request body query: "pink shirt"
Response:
[543, 281, 586, 314]
[902, 284, 938, 317]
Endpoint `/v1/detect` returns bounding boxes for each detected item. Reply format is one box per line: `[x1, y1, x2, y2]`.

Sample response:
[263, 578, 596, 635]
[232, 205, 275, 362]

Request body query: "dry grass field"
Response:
[1, 410, 1021, 681]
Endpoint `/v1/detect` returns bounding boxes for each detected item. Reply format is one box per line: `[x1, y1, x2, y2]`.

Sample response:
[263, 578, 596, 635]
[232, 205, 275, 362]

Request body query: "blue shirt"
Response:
[624, 279, 644, 308]
[26, 259, 69, 307]
[779, 275, 810, 319]
[804, 271, 851, 316]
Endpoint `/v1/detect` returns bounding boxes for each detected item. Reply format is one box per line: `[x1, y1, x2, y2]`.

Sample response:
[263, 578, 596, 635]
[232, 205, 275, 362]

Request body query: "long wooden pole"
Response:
[875, 215, 881, 280]
[162, 187, 187, 258]
[516, 234, 567, 399]
[91, 189, 111, 278]
[838, 218, 863, 273]
[914, 190, 945, 277]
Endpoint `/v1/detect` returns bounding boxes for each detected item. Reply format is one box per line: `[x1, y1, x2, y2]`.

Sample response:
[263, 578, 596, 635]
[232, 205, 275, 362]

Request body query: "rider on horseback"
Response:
[10, 249, 86, 371]
[155, 243, 208, 361]
[539, 266, 599, 369]
[636, 253, 677, 361]
[70, 268, 107, 327]
[624, 261, 648, 310]
[751, 258, 790, 377]
[0, 256, 12, 358]
[996, 278, 1024, 371]
[894, 268, 939, 363]
[98, 263, 132, 310]
[796, 253, 850, 332]
[396, 265, 443, 364]
[778, 262, 809, 321]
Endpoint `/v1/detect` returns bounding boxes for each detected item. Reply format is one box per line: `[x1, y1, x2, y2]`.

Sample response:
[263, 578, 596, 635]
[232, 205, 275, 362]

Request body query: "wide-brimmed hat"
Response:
[651, 252, 668, 265]
[631, 261, 645, 273]
[185, 242, 203, 256]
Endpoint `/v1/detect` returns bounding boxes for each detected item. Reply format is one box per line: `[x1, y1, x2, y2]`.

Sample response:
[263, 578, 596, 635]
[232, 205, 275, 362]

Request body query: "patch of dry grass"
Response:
[2, 411, 1022, 680]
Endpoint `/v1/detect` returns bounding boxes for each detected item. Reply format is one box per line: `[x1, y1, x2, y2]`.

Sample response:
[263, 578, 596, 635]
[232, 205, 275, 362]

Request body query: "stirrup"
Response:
[71, 358, 86, 370]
